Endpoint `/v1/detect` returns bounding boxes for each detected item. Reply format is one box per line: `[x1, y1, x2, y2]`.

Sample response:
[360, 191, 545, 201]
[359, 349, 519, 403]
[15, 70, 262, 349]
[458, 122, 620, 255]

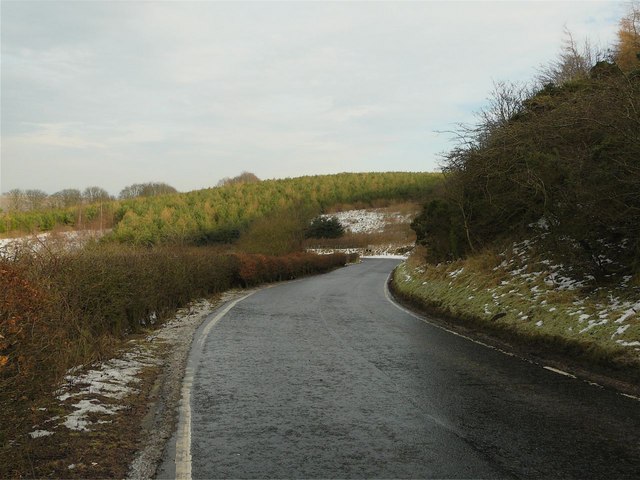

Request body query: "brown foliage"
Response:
[232, 252, 347, 286]
[615, 3, 640, 72]
[0, 246, 349, 449]
[0, 264, 49, 384]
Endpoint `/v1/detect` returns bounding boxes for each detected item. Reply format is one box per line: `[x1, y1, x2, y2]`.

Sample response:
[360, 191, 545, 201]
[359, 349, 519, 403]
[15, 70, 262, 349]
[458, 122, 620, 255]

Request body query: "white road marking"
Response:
[385, 269, 640, 404]
[543, 366, 578, 379]
[621, 393, 640, 402]
[382, 274, 530, 362]
[174, 291, 257, 480]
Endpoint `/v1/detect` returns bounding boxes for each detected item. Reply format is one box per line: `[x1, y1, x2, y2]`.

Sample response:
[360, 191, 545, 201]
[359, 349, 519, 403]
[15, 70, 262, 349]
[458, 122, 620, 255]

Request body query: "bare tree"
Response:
[477, 80, 532, 142]
[7, 189, 25, 211]
[82, 186, 111, 203]
[217, 171, 260, 187]
[25, 189, 48, 210]
[537, 27, 605, 86]
[119, 182, 177, 199]
[50, 188, 83, 208]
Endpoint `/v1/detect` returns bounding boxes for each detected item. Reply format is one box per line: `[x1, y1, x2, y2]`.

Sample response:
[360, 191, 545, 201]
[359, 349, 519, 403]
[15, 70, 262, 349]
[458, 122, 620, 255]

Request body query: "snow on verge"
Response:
[35, 300, 215, 435]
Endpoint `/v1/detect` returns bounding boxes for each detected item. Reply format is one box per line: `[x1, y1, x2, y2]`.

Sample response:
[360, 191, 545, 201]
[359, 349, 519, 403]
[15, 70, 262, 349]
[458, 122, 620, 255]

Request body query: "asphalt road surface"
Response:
[162, 258, 640, 479]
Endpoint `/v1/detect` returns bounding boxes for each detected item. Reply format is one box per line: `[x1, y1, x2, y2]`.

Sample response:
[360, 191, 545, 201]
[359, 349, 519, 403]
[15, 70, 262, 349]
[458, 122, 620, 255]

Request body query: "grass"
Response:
[391, 245, 640, 382]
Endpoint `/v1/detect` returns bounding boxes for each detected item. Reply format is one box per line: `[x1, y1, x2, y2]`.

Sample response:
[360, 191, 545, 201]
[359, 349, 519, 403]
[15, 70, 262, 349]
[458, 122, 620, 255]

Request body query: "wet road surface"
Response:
[166, 259, 640, 479]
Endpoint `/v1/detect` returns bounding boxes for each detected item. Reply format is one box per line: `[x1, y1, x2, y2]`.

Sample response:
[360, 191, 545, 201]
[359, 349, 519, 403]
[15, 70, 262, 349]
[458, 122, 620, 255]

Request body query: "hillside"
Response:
[0, 172, 441, 246]
[304, 203, 420, 257]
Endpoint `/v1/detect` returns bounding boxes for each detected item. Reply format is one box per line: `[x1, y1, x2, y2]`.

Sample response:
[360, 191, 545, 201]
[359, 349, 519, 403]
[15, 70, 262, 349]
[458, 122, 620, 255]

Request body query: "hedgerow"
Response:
[0, 245, 351, 447]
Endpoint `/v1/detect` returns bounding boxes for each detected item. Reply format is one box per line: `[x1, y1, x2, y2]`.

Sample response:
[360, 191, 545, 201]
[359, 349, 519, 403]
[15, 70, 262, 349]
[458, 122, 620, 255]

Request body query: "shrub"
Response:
[306, 216, 345, 239]
[422, 62, 640, 275]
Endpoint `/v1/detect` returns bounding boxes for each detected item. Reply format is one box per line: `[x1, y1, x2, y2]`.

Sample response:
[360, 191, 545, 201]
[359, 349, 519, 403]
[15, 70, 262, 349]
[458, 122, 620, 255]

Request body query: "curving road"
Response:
[160, 258, 640, 479]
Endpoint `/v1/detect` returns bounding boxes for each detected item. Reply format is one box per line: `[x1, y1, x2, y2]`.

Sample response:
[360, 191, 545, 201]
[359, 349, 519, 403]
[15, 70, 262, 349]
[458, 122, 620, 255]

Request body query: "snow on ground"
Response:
[32, 299, 216, 436]
[404, 226, 640, 354]
[0, 230, 107, 257]
[493, 238, 640, 349]
[308, 246, 412, 259]
[322, 209, 412, 234]
[310, 208, 415, 258]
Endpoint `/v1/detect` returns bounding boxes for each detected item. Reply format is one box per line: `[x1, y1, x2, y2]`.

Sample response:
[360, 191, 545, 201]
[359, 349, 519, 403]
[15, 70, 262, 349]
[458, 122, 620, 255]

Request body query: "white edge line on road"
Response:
[621, 393, 640, 402]
[174, 291, 257, 480]
[543, 366, 578, 379]
[380, 271, 640, 400]
[382, 273, 525, 361]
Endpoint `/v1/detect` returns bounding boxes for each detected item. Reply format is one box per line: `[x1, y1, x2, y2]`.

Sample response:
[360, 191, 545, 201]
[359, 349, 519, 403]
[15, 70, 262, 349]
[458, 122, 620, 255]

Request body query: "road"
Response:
[160, 258, 640, 479]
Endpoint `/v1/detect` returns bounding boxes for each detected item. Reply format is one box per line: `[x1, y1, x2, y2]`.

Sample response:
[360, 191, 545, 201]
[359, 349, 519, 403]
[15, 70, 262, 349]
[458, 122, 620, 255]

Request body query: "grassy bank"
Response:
[390, 246, 640, 384]
[0, 243, 353, 467]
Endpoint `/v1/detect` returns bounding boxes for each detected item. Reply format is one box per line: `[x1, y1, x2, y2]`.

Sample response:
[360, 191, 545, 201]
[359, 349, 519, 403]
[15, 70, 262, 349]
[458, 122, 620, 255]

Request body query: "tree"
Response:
[24, 189, 48, 211]
[478, 81, 530, 134]
[537, 28, 603, 86]
[237, 205, 315, 255]
[83, 186, 111, 203]
[217, 171, 260, 187]
[411, 199, 467, 263]
[7, 189, 25, 211]
[615, 2, 640, 72]
[119, 182, 177, 199]
[50, 188, 82, 208]
[305, 216, 345, 239]
[427, 58, 640, 274]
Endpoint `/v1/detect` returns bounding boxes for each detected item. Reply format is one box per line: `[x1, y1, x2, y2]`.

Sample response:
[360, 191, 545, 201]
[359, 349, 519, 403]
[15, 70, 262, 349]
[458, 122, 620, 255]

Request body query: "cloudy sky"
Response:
[0, 0, 626, 195]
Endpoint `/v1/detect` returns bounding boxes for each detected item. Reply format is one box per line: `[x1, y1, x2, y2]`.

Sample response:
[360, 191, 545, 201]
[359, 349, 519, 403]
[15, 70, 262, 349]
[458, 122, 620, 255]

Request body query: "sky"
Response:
[0, 0, 627, 195]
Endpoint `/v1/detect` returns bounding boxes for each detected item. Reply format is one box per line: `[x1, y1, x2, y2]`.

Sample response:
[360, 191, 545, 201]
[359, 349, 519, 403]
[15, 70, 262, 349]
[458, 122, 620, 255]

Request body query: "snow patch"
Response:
[612, 325, 630, 338]
[62, 400, 123, 431]
[448, 268, 464, 278]
[44, 300, 216, 434]
[0, 230, 108, 258]
[323, 209, 412, 234]
[615, 301, 640, 324]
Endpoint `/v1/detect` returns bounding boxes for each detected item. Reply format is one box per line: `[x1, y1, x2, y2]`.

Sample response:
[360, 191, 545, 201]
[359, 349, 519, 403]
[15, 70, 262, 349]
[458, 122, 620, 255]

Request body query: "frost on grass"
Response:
[56, 352, 158, 402]
[615, 301, 640, 324]
[399, 229, 640, 357]
[449, 268, 464, 278]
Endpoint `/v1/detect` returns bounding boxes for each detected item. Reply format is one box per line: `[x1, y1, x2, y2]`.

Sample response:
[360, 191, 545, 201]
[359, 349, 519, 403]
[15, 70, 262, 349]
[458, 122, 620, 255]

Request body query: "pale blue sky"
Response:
[0, 0, 626, 195]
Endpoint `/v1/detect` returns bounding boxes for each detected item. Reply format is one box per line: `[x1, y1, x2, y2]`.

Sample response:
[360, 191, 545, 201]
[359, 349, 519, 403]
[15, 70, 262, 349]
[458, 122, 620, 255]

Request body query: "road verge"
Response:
[388, 256, 640, 398]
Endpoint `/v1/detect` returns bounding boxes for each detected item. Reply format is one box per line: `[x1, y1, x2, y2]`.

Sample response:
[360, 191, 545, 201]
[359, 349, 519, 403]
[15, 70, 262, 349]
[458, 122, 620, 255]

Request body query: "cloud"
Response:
[0, 0, 627, 194]
[7, 123, 105, 149]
